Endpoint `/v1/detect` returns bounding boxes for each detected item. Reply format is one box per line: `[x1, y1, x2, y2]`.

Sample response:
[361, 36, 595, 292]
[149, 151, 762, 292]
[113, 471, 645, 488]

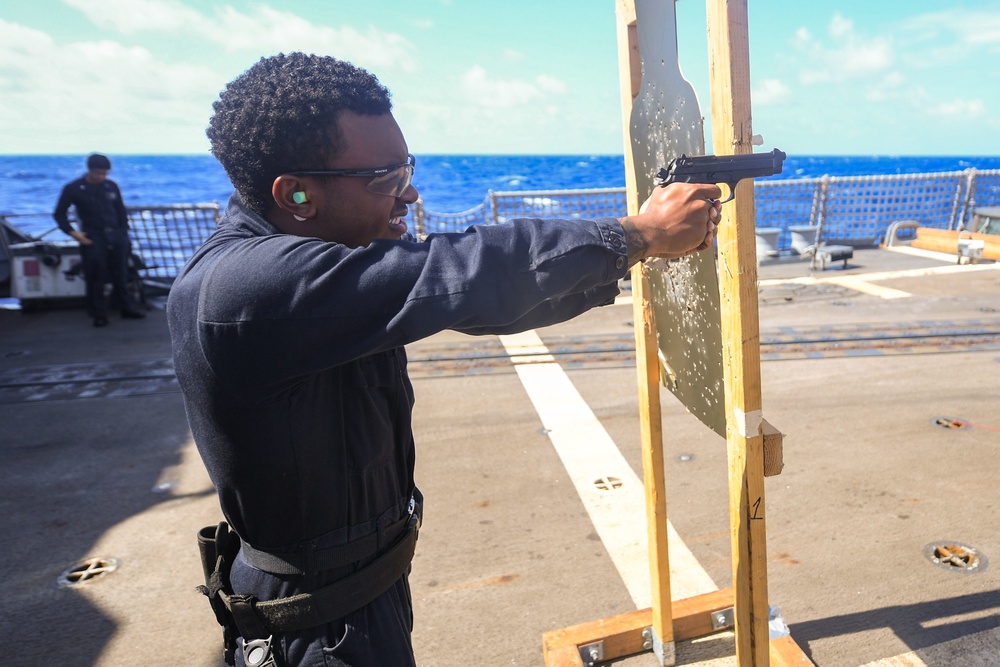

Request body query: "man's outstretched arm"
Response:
[619, 182, 722, 266]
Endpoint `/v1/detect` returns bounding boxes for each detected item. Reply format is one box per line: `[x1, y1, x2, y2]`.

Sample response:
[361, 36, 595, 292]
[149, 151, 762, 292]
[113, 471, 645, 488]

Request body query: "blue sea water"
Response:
[2, 153, 999, 238]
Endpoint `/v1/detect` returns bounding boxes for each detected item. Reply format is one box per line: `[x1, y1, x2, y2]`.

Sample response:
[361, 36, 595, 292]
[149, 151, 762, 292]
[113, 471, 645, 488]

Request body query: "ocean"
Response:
[3, 153, 1000, 238]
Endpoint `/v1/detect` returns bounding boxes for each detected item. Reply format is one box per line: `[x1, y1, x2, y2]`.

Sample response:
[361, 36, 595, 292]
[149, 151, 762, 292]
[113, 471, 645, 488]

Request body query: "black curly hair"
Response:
[207, 52, 393, 214]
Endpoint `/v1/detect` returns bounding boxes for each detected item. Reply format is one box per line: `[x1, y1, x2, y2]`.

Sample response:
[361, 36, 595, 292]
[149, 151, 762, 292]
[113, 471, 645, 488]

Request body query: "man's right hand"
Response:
[69, 230, 93, 246]
[618, 182, 723, 266]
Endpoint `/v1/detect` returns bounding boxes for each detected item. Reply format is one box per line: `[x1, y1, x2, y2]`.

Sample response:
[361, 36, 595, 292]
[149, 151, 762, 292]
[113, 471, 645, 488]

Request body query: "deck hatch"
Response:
[593, 476, 623, 491]
[924, 542, 986, 574]
[931, 416, 971, 430]
[57, 557, 120, 587]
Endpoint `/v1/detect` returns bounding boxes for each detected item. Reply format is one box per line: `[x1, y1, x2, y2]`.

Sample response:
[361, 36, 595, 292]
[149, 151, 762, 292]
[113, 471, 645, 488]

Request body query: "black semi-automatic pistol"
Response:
[656, 148, 786, 203]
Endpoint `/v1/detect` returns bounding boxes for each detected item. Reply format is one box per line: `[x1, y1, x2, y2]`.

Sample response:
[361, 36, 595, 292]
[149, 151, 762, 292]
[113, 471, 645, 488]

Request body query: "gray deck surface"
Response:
[1, 246, 998, 666]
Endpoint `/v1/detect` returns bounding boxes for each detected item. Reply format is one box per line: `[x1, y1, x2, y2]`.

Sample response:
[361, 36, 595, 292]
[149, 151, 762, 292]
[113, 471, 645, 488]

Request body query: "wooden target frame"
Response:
[542, 2, 813, 665]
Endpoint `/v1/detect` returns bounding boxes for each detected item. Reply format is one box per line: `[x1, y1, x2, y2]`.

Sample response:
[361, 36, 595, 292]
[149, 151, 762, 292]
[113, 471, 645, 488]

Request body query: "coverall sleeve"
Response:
[113, 183, 129, 228]
[186, 216, 629, 401]
[52, 185, 75, 236]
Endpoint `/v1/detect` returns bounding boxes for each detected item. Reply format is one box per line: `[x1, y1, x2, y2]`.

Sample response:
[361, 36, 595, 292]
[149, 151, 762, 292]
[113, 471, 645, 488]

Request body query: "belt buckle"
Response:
[242, 635, 278, 667]
[407, 495, 421, 531]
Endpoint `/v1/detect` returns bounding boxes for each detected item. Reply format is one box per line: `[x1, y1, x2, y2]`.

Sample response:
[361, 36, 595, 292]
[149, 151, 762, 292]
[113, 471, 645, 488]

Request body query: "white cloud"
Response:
[535, 74, 568, 95]
[395, 66, 577, 152]
[792, 12, 893, 85]
[882, 72, 905, 87]
[0, 15, 54, 51]
[62, 0, 203, 34]
[902, 9, 1000, 48]
[753, 79, 791, 105]
[213, 6, 418, 72]
[840, 41, 891, 74]
[460, 66, 567, 109]
[63, 0, 419, 73]
[778, 6, 1000, 149]
[1, 1, 426, 153]
[0, 17, 220, 152]
[863, 72, 905, 102]
[503, 48, 525, 61]
[828, 13, 853, 39]
[927, 99, 987, 119]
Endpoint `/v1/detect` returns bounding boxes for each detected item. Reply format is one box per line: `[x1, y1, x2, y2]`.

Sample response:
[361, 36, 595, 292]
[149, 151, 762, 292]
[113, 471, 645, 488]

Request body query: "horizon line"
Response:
[2, 152, 999, 159]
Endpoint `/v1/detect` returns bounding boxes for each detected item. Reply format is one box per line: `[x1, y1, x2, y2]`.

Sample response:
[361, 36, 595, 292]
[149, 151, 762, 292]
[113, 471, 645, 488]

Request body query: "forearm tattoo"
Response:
[620, 218, 649, 267]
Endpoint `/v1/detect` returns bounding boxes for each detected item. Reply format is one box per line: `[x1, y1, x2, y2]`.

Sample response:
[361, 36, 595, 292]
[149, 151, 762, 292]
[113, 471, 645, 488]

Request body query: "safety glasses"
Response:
[290, 154, 415, 197]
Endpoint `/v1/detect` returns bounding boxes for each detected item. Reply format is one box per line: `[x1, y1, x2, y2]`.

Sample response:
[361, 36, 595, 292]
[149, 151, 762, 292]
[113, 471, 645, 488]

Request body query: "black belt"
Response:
[82, 226, 125, 234]
[239, 511, 412, 575]
[229, 517, 418, 638]
[198, 509, 419, 647]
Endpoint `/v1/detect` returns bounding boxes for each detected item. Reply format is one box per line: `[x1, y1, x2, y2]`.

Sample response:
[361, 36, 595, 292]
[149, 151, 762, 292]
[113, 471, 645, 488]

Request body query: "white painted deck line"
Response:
[861, 625, 1000, 666]
[499, 320, 997, 666]
[499, 330, 718, 607]
[823, 262, 1000, 283]
[821, 275, 913, 299]
[625, 258, 998, 304]
[758, 262, 1000, 299]
[883, 244, 960, 262]
[757, 261, 1000, 287]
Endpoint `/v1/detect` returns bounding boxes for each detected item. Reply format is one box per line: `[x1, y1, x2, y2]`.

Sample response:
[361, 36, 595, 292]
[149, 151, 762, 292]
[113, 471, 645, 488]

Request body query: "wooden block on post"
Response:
[762, 418, 784, 477]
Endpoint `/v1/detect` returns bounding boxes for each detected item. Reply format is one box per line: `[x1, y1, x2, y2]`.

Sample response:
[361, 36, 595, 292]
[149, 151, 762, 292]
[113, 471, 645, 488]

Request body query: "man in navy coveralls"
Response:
[54, 153, 145, 326]
[168, 52, 721, 666]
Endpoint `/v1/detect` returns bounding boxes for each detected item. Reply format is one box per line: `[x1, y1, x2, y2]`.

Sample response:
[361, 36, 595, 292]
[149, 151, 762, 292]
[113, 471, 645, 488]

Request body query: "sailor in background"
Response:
[53, 153, 145, 327]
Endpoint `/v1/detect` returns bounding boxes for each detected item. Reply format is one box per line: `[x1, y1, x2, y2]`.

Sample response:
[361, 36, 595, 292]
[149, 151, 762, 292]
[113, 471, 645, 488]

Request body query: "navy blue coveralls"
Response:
[167, 196, 630, 666]
[53, 175, 137, 319]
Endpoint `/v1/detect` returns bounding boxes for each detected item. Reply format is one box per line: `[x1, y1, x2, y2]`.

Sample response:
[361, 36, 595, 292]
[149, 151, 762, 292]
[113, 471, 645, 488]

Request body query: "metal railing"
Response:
[126, 204, 220, 283]
[413, 168, 1000, 252]
[5, 168, 999, 291]
[0, 203, 220, 288]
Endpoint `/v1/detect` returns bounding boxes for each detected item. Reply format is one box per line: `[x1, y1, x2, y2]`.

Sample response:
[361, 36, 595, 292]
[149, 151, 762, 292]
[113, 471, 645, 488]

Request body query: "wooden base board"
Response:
[542, 588, 813, 666]
[911, 227, 1000, 260]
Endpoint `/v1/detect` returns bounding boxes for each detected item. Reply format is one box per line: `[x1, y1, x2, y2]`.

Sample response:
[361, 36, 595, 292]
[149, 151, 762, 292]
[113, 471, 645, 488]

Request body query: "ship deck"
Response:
[1, 245, 998, 666]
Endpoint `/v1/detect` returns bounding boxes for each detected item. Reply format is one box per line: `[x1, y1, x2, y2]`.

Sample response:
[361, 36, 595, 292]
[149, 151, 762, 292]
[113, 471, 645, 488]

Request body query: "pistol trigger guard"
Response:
[720, 183, 736, 204]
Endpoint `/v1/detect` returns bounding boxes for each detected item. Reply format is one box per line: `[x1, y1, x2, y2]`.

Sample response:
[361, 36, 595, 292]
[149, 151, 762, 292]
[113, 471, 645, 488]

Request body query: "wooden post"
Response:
[706, 1, 771, 665]
[615, 0, 642, 218]
[616, 0, 674, 662]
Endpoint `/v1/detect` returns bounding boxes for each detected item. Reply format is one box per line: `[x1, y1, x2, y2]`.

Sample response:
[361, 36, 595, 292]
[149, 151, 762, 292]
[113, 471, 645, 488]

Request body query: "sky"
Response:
[1, 0, 999, 156]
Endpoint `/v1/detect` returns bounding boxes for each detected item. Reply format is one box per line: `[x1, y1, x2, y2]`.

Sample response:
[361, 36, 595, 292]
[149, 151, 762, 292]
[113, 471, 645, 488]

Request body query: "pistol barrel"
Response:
[654, 149, 786, 203]
[668, 148, 786, 178]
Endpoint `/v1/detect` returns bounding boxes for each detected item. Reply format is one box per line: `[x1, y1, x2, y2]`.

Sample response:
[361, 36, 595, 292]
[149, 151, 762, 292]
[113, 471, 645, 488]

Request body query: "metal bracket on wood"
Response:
[711, 606, 736, 631]
[642, 626, 676, 666]
[578, 640, 604, 666]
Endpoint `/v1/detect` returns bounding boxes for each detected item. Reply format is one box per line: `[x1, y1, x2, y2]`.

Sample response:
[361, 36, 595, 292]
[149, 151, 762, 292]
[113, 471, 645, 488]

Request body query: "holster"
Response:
[197, 522, 242, 665]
